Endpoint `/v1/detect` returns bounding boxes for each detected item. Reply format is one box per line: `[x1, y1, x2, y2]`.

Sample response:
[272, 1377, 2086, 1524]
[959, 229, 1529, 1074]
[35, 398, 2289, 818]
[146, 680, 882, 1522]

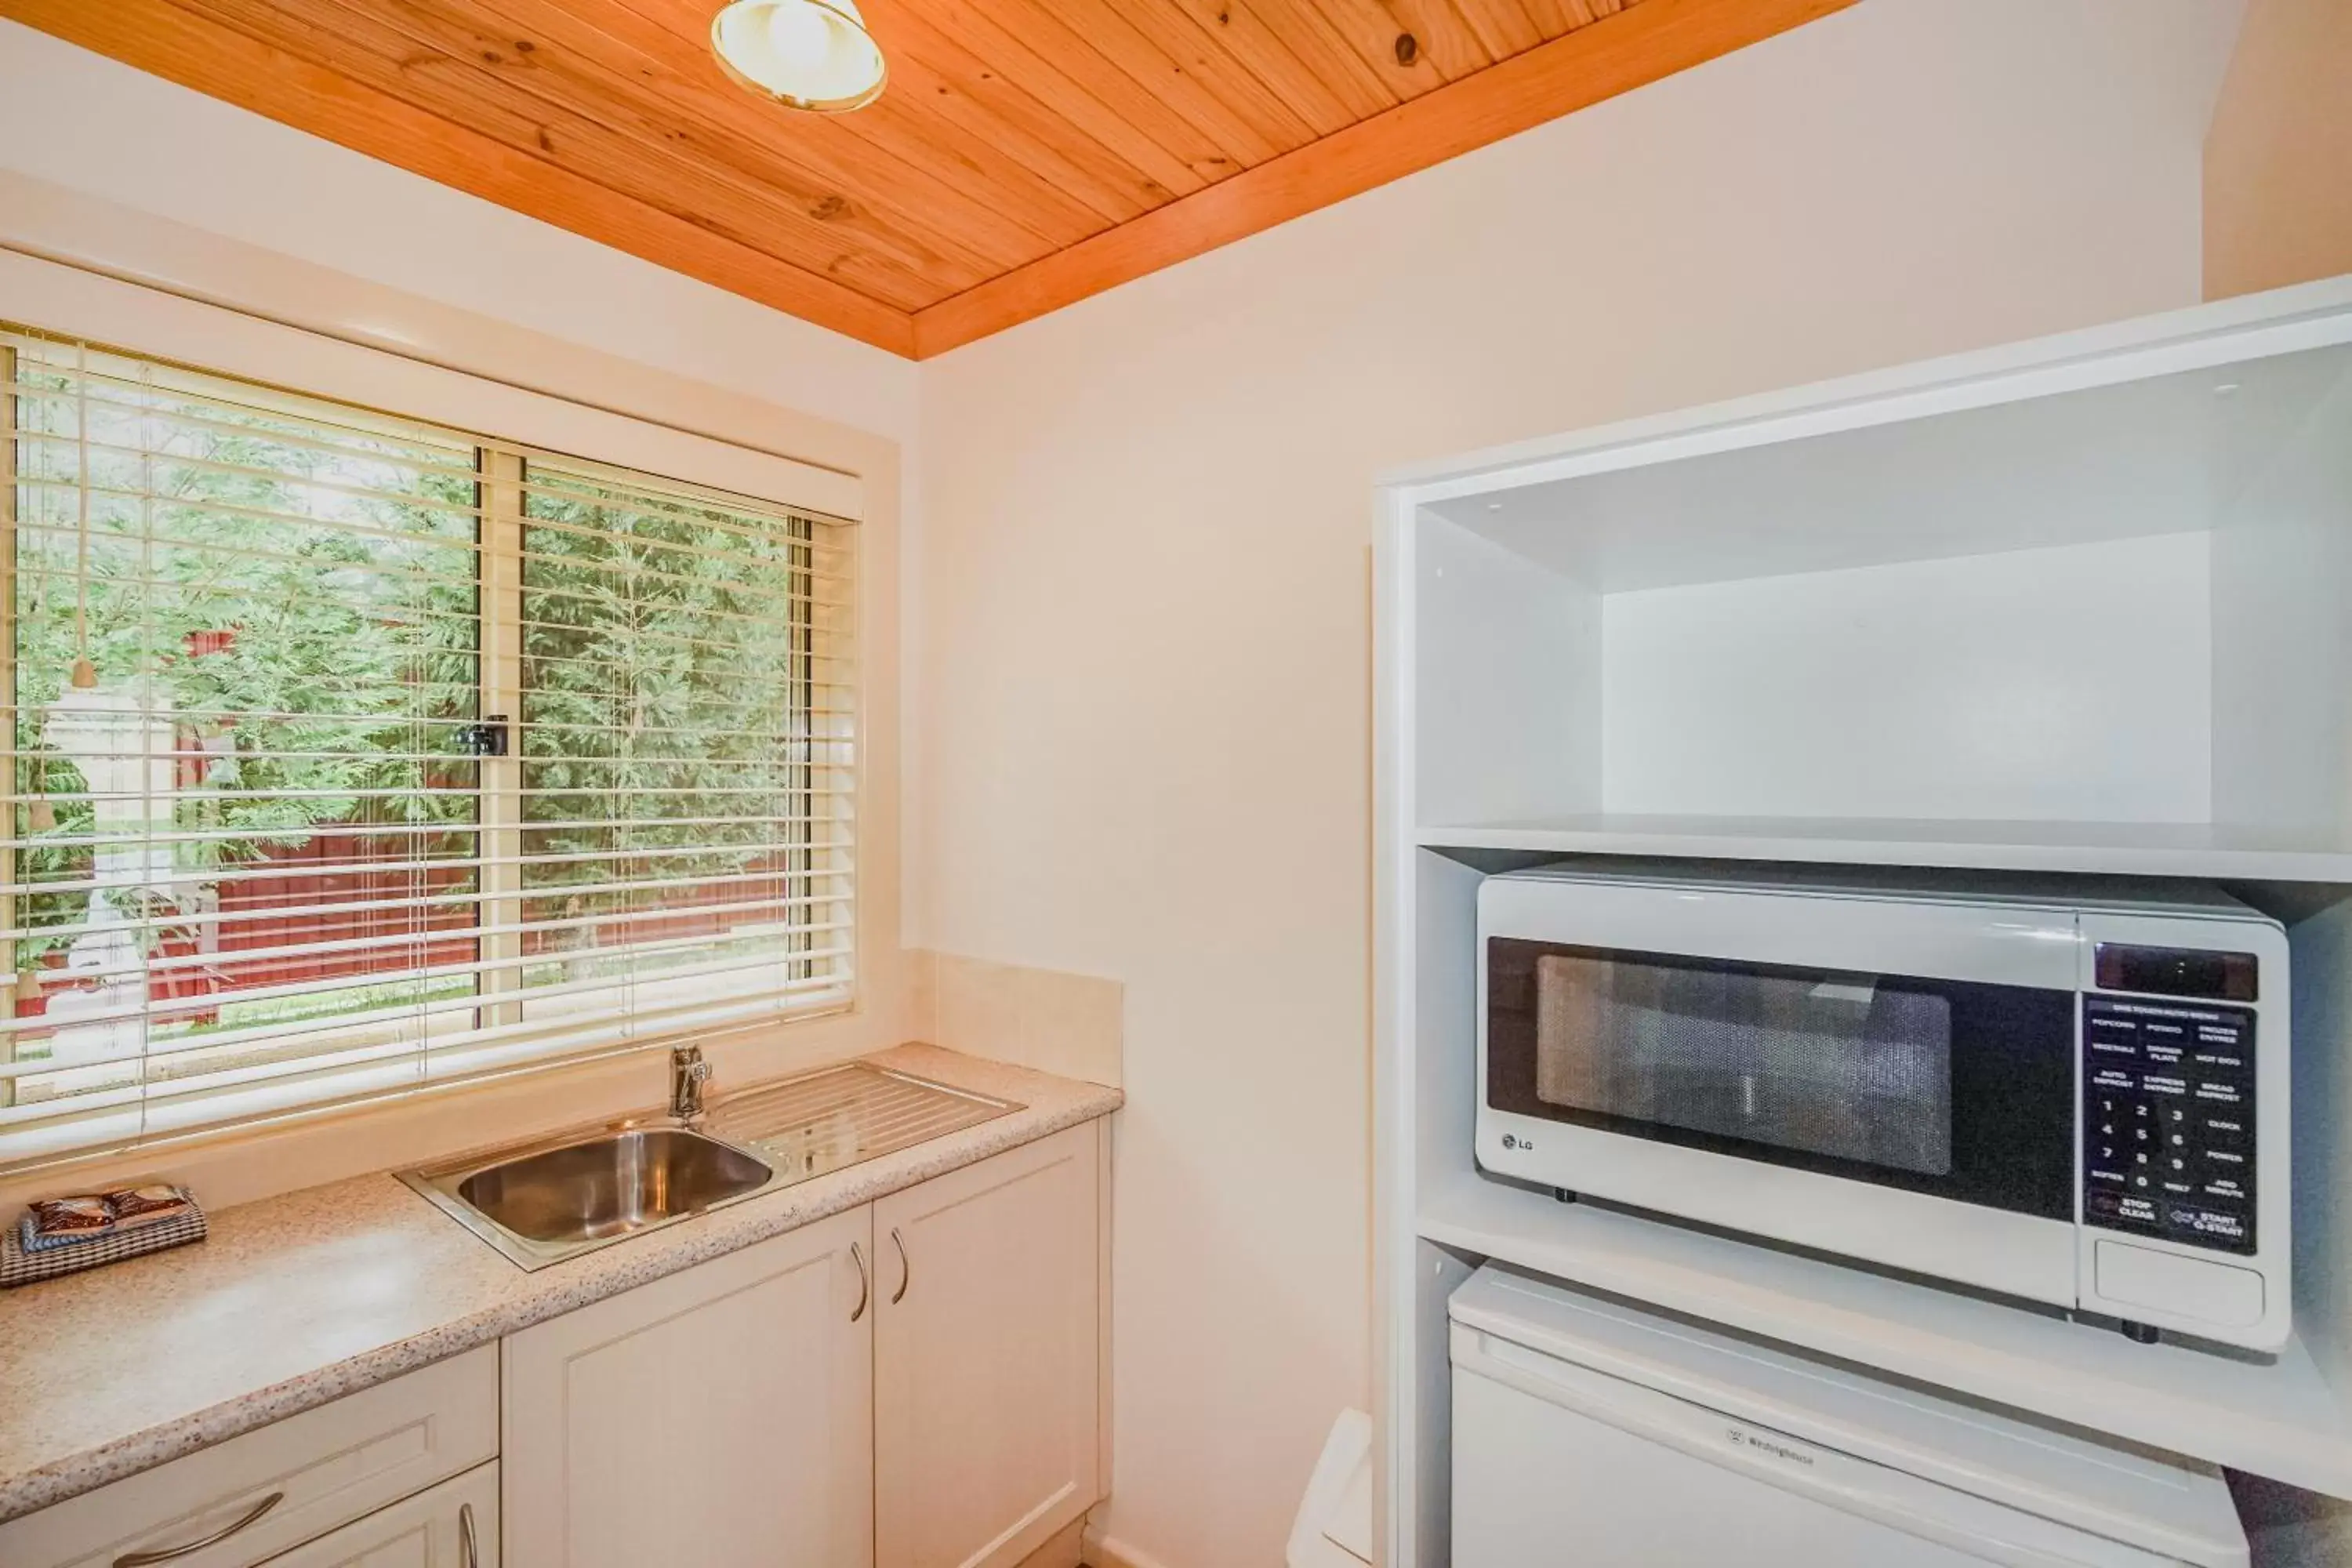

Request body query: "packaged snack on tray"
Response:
[26, 1195, 114, 1240]
[105, 1185, 195, 1231]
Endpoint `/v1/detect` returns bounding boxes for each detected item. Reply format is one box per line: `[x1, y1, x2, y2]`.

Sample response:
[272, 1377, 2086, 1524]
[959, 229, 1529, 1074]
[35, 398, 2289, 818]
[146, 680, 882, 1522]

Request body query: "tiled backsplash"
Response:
[906, 950, 1123, 1088]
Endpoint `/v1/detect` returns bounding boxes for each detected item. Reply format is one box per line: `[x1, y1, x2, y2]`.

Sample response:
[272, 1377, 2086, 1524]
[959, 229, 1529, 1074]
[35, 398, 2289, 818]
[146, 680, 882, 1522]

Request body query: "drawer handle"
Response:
[890, 1226, 910, 1305]
[115, 1491, 285, 1566]
[849, 1240, 869, 1322]
[459, 1501, 480, 1568]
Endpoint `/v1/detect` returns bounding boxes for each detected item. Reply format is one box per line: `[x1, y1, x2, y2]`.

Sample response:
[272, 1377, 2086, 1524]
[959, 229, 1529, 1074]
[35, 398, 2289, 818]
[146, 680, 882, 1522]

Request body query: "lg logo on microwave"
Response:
[1501, 1134, 1534, 1152]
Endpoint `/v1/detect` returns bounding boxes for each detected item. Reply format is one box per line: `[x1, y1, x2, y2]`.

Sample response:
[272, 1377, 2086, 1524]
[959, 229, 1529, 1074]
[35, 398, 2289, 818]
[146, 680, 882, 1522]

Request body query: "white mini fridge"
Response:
[1450, 1265, 2249, 1568]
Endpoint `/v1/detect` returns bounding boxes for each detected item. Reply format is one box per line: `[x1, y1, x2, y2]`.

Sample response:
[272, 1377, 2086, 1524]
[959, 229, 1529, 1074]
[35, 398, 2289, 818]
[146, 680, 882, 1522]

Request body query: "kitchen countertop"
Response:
[0, 1044, 1121, 1524]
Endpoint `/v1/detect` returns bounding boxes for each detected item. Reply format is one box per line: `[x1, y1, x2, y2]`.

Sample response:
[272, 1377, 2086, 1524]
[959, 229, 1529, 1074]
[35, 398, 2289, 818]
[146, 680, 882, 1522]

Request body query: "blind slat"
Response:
[0, 938, 858, 1065]
[0, 327, 858, 1169]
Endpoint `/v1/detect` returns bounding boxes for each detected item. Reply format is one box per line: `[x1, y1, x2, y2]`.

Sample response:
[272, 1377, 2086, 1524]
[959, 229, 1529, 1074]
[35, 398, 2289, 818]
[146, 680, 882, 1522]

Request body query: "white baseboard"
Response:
[1081, 1521, 1178, 1568]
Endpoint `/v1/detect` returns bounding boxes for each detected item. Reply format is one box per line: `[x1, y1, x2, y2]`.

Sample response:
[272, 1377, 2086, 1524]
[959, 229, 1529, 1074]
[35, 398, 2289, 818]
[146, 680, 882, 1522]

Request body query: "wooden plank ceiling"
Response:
[1, 0, 1852, 357]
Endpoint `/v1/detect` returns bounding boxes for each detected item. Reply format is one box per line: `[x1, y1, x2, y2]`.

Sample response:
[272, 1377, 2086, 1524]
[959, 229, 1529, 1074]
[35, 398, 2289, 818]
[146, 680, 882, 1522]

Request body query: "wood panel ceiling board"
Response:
[1152, 0, 1361, 139]
[824, 6, 1164, 226]
[1452, 0, 1548, 61]
[469, 0, 1110, 252]
[1377, 0, 1499, 81]
[1234, 0, 1404, 122]
[0, 0, 916, 351]
[922, 0, 1251, 185]
[175, 0, 983, 303]
[1297, 0, 1451, 102]
[450, 0, 1080, 268]
[0, 0, 1855, 357]
[858, 0, 1211, 199]
[1021, 0, 1303, 165]
[580, 0, 1158, 260]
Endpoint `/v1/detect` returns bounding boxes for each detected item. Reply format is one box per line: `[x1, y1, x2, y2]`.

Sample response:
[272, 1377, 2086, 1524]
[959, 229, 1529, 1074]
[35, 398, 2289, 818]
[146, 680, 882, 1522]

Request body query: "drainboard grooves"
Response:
[713, 1063, 1019, 1182]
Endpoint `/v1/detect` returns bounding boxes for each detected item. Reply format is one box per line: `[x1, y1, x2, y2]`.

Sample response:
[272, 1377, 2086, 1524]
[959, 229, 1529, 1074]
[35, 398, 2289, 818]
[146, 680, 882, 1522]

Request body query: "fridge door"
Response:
[1446, 1267, 2245, 1568]
[1452, 1342, 2187, 1568]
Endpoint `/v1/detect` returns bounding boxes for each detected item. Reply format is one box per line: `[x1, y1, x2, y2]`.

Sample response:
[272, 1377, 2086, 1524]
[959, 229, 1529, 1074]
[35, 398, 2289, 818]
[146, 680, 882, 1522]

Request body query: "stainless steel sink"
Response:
[457, 1128, 772, 1244]
[400, 1062, 1020, 1270]
[401, 1121, 782, 1269]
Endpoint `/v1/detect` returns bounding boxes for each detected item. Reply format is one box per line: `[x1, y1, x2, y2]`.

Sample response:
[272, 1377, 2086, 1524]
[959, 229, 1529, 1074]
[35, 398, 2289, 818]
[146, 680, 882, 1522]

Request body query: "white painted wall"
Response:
[1600, 532, 2216, 823]
[909, 2, 2243, 1563]
[0, 20, 919, 444]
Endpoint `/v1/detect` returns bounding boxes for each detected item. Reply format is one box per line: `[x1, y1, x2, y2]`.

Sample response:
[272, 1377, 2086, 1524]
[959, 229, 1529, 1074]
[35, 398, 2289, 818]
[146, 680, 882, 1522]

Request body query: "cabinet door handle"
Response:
[849, 1241, 870, 1322]
[890, 1226, 910, 1305]
[459, 1501, 481, 1568]
[115, 1491, 285, 1566]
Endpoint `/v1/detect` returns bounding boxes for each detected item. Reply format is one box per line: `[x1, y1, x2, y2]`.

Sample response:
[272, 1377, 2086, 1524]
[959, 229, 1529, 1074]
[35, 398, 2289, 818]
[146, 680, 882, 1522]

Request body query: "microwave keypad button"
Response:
[2087, 1015, 2140, 1061]
[2082, 998, 2256, 1257]
[2169, 1208, 2249, 1245]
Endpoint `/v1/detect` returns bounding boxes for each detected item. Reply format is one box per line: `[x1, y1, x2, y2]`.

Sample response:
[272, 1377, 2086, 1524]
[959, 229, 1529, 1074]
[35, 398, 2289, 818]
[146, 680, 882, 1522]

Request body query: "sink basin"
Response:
[401, 1122, 780, 1269]
[400, 1062, 1020, 1270]
[456, 1128, 772, 1245]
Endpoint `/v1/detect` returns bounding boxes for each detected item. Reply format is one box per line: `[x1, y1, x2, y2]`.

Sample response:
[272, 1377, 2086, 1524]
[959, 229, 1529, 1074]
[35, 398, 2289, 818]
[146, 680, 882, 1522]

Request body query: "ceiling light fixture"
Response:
[711, 0, 886, 114]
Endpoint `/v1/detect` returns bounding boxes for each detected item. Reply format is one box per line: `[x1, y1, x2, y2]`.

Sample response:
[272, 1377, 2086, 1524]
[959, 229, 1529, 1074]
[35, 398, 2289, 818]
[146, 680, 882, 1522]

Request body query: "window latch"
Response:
[456, 715, 510, 757]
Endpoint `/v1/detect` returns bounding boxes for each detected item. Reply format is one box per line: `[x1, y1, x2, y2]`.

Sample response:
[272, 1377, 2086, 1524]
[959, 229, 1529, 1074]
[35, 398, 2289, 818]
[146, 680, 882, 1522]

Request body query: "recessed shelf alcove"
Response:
[1373, 275, 2352, 1568]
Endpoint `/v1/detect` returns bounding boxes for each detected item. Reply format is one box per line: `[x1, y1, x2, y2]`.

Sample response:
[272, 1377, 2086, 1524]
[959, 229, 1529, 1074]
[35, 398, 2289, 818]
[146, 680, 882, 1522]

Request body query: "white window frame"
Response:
[0, 249, 866, 1170]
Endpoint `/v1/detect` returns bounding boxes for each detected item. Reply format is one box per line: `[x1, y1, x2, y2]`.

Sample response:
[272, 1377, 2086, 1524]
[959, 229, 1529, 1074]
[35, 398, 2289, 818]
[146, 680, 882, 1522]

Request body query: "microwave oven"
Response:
[1476, 864, 2290, 1350]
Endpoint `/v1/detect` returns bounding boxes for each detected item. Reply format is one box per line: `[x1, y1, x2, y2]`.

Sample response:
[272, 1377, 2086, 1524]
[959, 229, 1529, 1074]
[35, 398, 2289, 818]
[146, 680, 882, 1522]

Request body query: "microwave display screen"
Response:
[1531, 951, 1955, 1177]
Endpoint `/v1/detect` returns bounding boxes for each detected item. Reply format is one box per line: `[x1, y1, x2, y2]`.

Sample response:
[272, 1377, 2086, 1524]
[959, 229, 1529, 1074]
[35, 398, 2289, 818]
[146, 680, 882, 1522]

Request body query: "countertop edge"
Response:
[0, 1054, 1120, 1524]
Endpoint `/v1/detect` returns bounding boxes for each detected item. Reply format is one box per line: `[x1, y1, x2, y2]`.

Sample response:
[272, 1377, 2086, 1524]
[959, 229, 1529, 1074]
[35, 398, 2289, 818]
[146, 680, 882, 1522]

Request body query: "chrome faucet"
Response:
[670, 1044, 713, 1124]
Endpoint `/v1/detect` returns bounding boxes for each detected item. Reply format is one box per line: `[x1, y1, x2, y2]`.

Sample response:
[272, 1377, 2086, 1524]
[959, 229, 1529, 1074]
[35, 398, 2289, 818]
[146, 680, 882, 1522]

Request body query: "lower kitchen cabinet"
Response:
[500, 1205, 875, 1568]
[257, 1464, 497, 1568]
[497, 1120, 1108, 1568]
[875, 1122, 1104, 1568]
[1, 1117, 1110, 1568]
[0, 1348, 499, 1568]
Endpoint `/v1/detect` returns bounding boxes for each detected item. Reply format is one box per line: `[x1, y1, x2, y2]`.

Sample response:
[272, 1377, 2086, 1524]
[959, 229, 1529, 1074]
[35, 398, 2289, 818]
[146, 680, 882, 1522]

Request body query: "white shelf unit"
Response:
[1416, 815, 2352, 882]
[1371, 275, 2352, 1568]
[1419, 1176, 2352, 1498]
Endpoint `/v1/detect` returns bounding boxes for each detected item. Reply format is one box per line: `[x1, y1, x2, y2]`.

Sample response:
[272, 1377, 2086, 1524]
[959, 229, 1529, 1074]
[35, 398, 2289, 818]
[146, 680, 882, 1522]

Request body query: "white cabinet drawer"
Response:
[0, 1346, 499, 1568]
[258, 1464, 497, 1568]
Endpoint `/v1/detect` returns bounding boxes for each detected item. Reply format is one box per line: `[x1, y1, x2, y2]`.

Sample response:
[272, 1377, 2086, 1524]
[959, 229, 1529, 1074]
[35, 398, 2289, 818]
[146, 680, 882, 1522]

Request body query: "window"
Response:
[0, 327, 855, 1167]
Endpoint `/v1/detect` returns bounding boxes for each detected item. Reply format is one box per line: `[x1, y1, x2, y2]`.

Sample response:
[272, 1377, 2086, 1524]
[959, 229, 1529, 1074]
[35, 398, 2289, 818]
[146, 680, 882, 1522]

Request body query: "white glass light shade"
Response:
[712, 0, 887, 114]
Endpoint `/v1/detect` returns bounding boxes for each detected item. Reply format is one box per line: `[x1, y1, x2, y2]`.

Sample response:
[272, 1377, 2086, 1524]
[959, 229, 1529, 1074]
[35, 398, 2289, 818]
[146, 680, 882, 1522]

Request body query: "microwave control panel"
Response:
[2081, 997, 2256, 1255]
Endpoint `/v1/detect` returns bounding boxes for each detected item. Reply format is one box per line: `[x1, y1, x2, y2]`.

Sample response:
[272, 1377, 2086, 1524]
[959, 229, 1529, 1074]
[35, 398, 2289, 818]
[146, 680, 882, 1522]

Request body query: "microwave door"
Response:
[1528, 952, 1959, 1180]
[1483, 940, 2077, 1250]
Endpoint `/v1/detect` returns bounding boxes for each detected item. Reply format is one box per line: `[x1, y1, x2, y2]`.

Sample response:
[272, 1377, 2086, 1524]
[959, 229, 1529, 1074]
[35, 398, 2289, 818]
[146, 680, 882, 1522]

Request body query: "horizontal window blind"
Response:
[0, 327, 855, 1168]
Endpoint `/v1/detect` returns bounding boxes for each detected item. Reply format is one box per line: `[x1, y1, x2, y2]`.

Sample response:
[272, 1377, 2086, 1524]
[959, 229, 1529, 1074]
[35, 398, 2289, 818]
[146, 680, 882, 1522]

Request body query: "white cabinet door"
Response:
[874, 1122, 1103, 1568]
[258, 1464, 497, 1568]
[501, 1206, 874, 1568]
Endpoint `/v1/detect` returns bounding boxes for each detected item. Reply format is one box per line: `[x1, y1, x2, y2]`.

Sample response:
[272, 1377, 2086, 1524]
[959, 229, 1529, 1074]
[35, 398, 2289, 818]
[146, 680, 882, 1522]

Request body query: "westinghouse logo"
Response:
[1727, 1427, 1816, 1468]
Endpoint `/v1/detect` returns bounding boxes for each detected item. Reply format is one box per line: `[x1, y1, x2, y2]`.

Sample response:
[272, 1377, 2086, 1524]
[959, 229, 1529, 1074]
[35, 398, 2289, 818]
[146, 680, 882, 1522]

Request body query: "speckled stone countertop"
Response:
[0, 1044, 1120, 1524]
